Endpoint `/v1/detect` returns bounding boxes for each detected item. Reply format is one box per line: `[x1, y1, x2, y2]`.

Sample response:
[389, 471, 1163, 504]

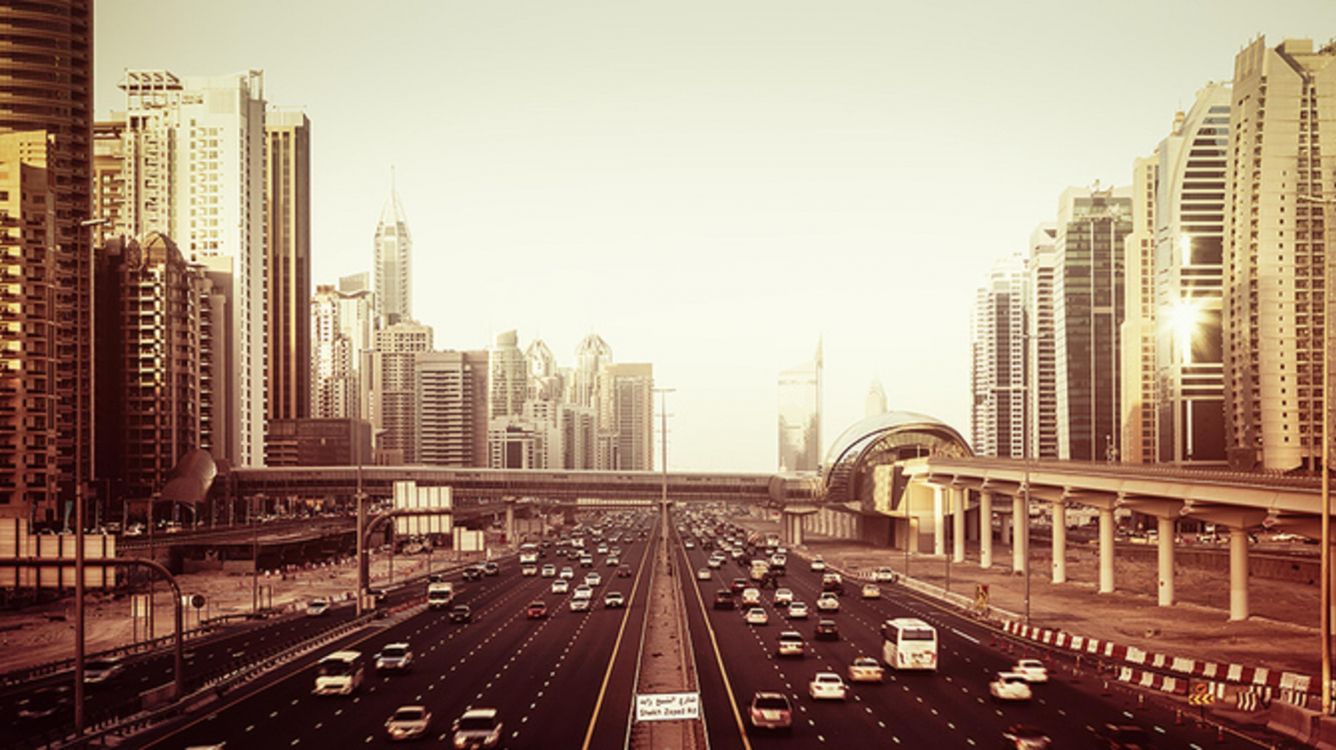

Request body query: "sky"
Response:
[94, 1, 1336, 472]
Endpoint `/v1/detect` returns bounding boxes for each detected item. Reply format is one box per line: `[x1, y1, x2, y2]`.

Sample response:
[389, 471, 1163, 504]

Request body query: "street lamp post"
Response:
[653, 389, 675, 524]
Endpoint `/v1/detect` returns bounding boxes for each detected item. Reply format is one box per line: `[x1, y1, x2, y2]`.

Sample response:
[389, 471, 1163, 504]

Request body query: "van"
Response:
[313, 650, 365, 696]
[427, 582, 455, 609]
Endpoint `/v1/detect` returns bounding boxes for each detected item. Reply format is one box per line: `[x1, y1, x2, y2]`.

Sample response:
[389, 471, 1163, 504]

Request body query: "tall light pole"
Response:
[653, 388, 675, 510]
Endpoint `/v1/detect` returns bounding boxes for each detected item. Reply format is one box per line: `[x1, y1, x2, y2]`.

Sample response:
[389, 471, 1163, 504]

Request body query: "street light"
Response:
[653, 388, 675, 536]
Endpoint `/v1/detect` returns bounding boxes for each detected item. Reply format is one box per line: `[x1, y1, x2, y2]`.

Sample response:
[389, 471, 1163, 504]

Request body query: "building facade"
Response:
[368, 321, 433, 463]
[488, 330, 527, 420]
[374, 179, 411, 328]
[311, 285, 355, 419]
[264, 110, 310, 423]
[1224, 38, 1336, 471]
[599, 362, 654, 471]
[778, 341, 823, 472]
[1120, 154, 1159, 463]
[264, 418, 371, 467]
[416, 350, 490, 467]
[971, 250, 1028, 457]
[1027, 224, 1059, 459]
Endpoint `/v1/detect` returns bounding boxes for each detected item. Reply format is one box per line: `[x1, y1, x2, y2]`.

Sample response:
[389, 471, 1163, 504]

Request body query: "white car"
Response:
[306, 598, 330, 617]
[776, 630, 805, 657]
[559, 566, 575, 579]
[521, 565, 538, 577]
[569, 597, 591, 612]
[816, 593, 840, 612]
[697, 568, 711, 581]
[84, 657, 125, 685]
[604, 591, 625, 608]
[773, 588, 794, 605]
[861, 583, 881, 599]
[809, 557, 827, 572]
[707, 556, 724, 569]
[808, 672, 848, 700]
[385, 705, 431, 741]
[1013, 659, 1049, 683]
[744, 607, 770, 626]
[573, 584, 593, 600]
[872, 567, 896, 582]
[990, 672, 1034, 702]
[787, 601, 810, 619]
[375, 643, 413, 672]
[551, 579, 570, 594]
[847, 656, 884, 683]
[541, 564, 556, 578]
[585, 572, 602, 587]
[741, 588, 762, 606]
[684, 540, 695, 549]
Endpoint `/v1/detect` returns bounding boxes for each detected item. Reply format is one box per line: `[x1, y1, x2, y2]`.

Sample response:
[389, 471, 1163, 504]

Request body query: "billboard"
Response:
[392, 481, 453, 536]
[0, 518, 117, 590]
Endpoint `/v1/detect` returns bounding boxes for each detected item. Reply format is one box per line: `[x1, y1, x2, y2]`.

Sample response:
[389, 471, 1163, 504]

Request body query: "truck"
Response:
[427, 581, 455, 609]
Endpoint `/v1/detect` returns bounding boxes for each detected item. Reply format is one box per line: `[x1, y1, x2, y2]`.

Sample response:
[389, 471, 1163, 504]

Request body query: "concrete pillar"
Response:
[792, 515, 804, 547]
[1012, 494, 1026, 574]
[1157, 515, 1175, 607]
[979, 491, 993, 569]
[951, 488, 966, 563]
[1229, 526, 1249, 621]
[1001, 512, 1011, 545]
[505, 504, 516, 543]
[1051, 501, 1067, 584]
[1098, 507, 1115, 594]
[933, 486, 945, 557]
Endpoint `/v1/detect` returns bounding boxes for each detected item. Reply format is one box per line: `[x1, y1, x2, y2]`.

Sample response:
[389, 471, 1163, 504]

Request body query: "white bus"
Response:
[519, 543, 540, 566]
[313, 650, 366, 696]
[881, 617, 938, 671]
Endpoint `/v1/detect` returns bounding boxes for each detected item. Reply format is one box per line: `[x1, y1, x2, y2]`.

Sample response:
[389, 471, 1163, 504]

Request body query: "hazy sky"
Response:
[95, 1, 1336, 472]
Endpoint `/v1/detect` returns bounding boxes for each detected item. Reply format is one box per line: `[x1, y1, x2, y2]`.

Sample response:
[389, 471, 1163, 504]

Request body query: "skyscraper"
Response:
[971, 251, 1028, 457]
[374, 175, 411, 328]
[1052, 185, 1133, 461]
[1120, 154, 1159, 463]
[600, 363, 655, 470]
[571, 333, 612, 408]
[0, 0, 93, 524]
[265, 110, 311, 423]
[311, 285, 356, 419]
[1154, 84, 1231, 464]
[416, 350, 489, 467]
[1027, 224, 1059, 459]
[369, 321, 433, 463]
[777, 341, 823, 472]
[864, 377, 888, 418]
[1224, 38, 1336, 471]
[488, 330, 527, 420]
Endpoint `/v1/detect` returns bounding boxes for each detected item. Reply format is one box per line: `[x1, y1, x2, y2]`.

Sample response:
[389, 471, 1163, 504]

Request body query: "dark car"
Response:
[526, 601, 548, 619]
[428, 573, 446, 583]
[814, 619, 839, 641]
[713, 589, 736, 610]
[483, 562, 500, 576]
[1001, 723, 1051, 749]
[730, 578, 748, 595]
[617, 566, 632, 577]
[17, 686, 71, 719]
[369, 588, 389, 604]
[449, 604, 472, 623]
[1094, 724, 1152, 749]
[462, 566, 482, 581]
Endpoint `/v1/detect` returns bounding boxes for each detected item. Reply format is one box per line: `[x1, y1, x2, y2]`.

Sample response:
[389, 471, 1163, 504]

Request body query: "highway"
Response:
[673, 516, 1272, 749]
[132, 516, 659, 750]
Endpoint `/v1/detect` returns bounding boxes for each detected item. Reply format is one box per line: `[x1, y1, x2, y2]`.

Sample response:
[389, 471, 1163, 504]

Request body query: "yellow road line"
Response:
[579, 527, 658, 750]
[676, 535, 753, 750]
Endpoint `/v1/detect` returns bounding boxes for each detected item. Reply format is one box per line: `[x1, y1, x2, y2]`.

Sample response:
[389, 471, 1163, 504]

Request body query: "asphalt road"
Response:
[674, 522, 1279, 749]
[130, 524, 658, 750]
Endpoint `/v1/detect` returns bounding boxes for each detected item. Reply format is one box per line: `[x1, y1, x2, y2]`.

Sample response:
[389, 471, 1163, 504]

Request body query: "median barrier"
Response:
[1267, 701, 1321, 746]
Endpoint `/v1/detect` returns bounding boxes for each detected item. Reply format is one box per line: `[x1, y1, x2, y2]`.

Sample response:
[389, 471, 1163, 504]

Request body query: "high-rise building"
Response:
[971, 251, 1028, 457]
[777, 341, 823, 472]
[1027, 224, 1059, 459]
[1154, 84, 1231, 465]
[368, 321, 433, 463]
[600, 363, 655, 470]
[119, 69, 268, 467]
[265, 418, 371, 467]
[94, 233, 216, 518]
[0, 0, 93, 524]
[865, 377, 888, 418]
[488, 330, 527, 420]
[93, 118, 130, 238]
[1224, 38, 1336, 471]
[571, 334, 612, 408]
[1120, 155, 1159, 463]
[336, 272, 376, 420]
[374, 175, 411, 328]
[416, 350, 489, 467]
[1052, 185, 1133, 461]
[265, 110, 311, 423]
[311, 285, 356, 419]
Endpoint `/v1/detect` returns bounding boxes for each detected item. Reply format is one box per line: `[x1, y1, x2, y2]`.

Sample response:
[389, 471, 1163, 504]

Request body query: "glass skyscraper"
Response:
[778, 341, 823, 472]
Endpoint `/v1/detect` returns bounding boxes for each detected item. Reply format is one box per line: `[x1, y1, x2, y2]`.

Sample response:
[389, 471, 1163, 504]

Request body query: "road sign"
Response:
[1189, 683, 1215, 706]
[975, 583, 990, 611]
[635, 692, 700, 722]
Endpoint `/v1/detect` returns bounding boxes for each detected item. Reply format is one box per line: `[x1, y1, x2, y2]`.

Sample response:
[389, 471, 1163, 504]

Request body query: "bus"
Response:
[313, 650, 366, 696]
[881, 618, 938, 671]
[519, 543, 540, 566]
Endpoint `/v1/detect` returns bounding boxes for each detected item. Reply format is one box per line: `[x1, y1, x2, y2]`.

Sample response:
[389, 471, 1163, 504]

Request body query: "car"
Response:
[707, 556, 723, 569]
[617, 567, 632, 577]
[816, 592, 840, 612]
[872, 566, 896, 583]
[821, 572, 845, 594]
[607, 556, 620, 567]
[809, 557, 827, 572]
[375, 643, 414, 671]
[730, 578, 748, 594]
[787, 601, 810, 619]
[16, 685, 71, 719]
[462, 565, 482, 581]
[385, 705, 431, 741]
[1093, 723, 1152, 749]
[808, 672, 848, 700]
[861, 583, 881, 599]
[429, 573, 447, 583]
[483, 561, 499, 576]
[740, 587, 762, 606]
[604, 591, 625, 608]
[1013, 658, 1049, 683]
[773, 587, 794, 605]
[776, 630, 805, 657]
[713, 590, 736, 610]
[559, 566, 575, 579]
[696, 567, 711, 580]
[597, 544, 609, 554]
[989, 672, 1033, 702]
[744, 607, 770, 625]
[526, 601, 548, 619]
[748, 691, 793, 731]
[541, 564, 556, 577]
[452, 708, 503, 749]
[814, 618, 839, 641]
[369, 588, 389, 605]
[1002, 723, 1052, 749]
[521, 565, 538, 576]
[551, 579, 570, 594]
[84, 656, 124, 685]
[684, 539, 695, 549]
[306, 598, 330, 617]
[848, 656, 884, 683]
[570, 597, 591, 612]
[585, 572, 602, 587]
[449, 605, 472, 624]
[573, 584, 593, 600]
[580, 556, 594, 568]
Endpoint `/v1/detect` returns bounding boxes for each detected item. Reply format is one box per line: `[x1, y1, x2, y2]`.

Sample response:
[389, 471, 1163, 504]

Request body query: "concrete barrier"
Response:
[1267, 701, 1321, 746]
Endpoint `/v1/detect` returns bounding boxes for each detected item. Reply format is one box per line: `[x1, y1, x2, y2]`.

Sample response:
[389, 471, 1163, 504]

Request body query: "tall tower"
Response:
[369, 321, 433, 463]
[1224, 38, 1336, 471]
[1120, 154, 1159, 463]
[416, 350, 490, 467]
[1027, 224, 1059, 459]
[1052, 185, 1133, 461]
[777, 340, 823, 472]
[374, 171, 412, 328]
[265, 110, 311, 423]
[971, 251, 1028, 457]
[601, 363, 655, 470]
[311, 285, 355, 419]
[864, 377, 888, 418]
[488, 330, 527, 419]
[0, 0, 93, 524]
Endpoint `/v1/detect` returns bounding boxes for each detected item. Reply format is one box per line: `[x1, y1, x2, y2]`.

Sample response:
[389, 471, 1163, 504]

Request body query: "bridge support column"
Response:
[1051, 500, 1067, 584]
[1157, 516, 1175, 607]
[951, 487, 965, 564]
[504, 503, 516, 544]
[978, 491, 993, 569]
[1098, 507, 1115, 594]
[1012, 493, 1026, 574]
[1229, 526, 1249, 621]
[790, 514, 805, 546]
[1001, 512, 1011, 546]
[933, 486, 945, 557]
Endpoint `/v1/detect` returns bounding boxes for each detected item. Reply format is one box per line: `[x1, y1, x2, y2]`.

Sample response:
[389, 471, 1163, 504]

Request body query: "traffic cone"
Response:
[1216, 724, 1225, 744]
[1174, 709, 1183, 725]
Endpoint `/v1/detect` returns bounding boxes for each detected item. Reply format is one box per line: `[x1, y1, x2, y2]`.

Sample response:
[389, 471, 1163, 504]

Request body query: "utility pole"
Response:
[653, 388, 674, 523]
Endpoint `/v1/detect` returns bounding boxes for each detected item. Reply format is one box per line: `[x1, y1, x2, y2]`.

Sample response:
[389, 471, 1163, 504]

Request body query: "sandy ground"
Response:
[0, 548, 485, 675]
[735, 518, 1323, 678]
